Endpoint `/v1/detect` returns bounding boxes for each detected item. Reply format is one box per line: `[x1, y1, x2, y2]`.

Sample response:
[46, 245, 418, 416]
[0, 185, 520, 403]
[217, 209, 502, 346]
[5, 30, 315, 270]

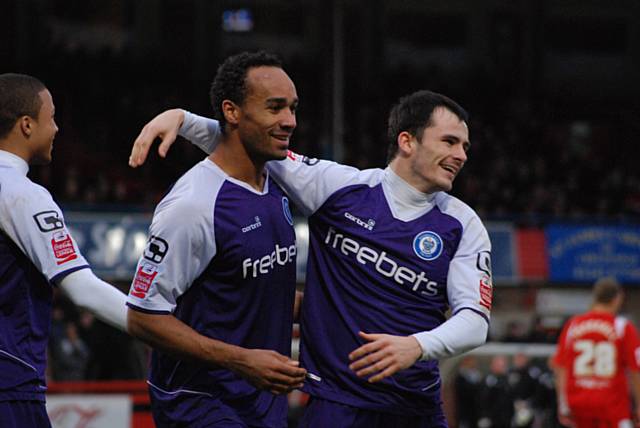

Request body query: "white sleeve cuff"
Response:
[58, 269, 128, 332]
[412, 309, 488, 361]
[179, 110, 220, 154]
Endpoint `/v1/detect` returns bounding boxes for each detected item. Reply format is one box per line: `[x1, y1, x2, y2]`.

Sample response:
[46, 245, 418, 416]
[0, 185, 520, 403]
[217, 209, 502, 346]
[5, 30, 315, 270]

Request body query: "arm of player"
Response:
[128, 109, 384, 215]
[58, 269, 127, 332]
[412, 309, 488, 360]
[551, 323, 575, 427]
[127, 309, 305, 394]
[551, 363, 574, 427]
[348, 332, 422, 383]
[0, 178, 128, 332]
[128, 109, 220, 168]
[348, 310, 488, 382]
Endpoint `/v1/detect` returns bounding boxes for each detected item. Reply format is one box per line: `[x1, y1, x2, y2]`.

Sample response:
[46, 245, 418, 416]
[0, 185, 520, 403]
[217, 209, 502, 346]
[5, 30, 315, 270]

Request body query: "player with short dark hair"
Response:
[386, 90, 469, 162]
[0, 74, 128, 428]
[129, 80, 491, 427]
[209, 50, 282, 135]
[125, 52, 306, 427]
[552, 277, 640, 428]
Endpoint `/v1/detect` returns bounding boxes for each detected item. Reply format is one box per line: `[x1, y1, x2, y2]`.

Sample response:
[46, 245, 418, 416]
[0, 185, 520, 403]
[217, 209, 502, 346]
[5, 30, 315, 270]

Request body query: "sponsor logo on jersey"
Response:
[131, 261, 159, 299]
[51, 230, 78, 265]
[286, 150, 319, 166]
[242, 216, 262, 233]
[33, 210, 64, 232]
[143, 235, 169, 263]
[282, 197, 294, 225]
[479, 274, 493, 310]
[344, 212, 375, 231]
[476, 251, 492, 276]
[242, 244, 296, 278]
[476, 251, 493, 310]
[413, 231, 443, 261]
[324, 227, 439, 296]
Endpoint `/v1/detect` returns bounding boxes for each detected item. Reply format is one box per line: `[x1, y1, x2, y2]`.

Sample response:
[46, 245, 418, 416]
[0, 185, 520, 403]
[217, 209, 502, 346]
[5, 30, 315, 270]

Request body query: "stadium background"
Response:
[2, 0, 640, 426]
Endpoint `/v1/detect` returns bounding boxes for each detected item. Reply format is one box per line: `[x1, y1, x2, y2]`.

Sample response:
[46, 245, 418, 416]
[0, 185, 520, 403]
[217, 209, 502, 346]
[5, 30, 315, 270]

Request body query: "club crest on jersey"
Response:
[131, 261, 159, 299]
[51, 230, 78, 265]
[413, 231, 443, 261]
[282, 197, 294, 226]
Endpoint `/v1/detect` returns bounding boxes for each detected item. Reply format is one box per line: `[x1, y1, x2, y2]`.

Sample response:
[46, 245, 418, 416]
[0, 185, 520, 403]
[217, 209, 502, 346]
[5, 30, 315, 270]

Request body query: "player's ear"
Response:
[396, 131, 415, 157]
[221, 100, 240, 126]
[18, 116, 34, 137]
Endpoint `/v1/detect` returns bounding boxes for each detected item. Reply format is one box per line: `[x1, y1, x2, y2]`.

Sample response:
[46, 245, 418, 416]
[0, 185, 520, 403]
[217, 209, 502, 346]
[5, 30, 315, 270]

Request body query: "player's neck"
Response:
[209, 139, 266, 191]
[591, 303, 616, 314]
[0, 136, 33, 165]
[388, 159, 436, 195]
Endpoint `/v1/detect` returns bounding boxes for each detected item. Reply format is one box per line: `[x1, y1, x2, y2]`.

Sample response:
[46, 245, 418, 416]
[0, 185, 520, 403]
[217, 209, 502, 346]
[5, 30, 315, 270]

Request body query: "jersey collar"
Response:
[0, 150, 29, 176]
[383, 167, 437, 205]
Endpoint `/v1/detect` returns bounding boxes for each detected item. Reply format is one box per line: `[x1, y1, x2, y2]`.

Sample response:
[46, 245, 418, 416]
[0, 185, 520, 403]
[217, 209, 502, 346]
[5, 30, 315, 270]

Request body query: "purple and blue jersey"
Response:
[0, 150, 89, 402]
[127, 158, 297, 427]
[180, 113, 493, 417]
[269, 154, 492, 415]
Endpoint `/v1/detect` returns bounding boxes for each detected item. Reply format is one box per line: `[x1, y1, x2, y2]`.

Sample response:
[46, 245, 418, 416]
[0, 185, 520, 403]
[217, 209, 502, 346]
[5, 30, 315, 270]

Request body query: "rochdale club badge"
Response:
[413, 231, 444, 261]
[282, 197, 294, 226]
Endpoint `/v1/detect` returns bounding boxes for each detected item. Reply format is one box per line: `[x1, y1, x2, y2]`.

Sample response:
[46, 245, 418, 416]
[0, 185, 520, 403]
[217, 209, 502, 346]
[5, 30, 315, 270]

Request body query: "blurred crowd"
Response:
[453, 354, 559, 428]
[25, 40, 635, 407]
[17, 47, 638, 224]
[47, 285, 146, 382]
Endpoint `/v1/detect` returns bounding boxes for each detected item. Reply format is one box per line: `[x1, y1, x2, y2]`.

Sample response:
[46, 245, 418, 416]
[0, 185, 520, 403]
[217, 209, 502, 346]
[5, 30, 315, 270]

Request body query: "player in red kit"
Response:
[552, 277, 640, 428]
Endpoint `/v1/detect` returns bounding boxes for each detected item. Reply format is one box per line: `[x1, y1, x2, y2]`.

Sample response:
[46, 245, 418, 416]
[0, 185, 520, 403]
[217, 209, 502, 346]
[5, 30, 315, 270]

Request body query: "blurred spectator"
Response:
[78, 312, 146, 380]
[478, 355, 514, 428]
[50, 322, 90, 381]
[526, 316, 560, 344]
[533, 365, 560, 428]
[503, 320, 529, 343]
[508, 353, 537, 428]
[455, 355, 483, 428]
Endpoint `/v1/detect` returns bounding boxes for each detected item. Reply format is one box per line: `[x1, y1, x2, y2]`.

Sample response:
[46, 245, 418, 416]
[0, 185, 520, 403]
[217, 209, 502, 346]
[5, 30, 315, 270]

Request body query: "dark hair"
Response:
[386, 90, 469, 162]
[0, 73, 46, 140]
[209, 51, 283, 134]
[592, 277, 621, 304]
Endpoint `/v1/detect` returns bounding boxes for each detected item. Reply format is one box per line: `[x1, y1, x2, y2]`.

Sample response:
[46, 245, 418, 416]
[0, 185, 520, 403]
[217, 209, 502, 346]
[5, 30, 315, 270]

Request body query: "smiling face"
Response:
[29, 89, 58, 165]
[407, 107, 469, 193]
[235, 66, 298, 162]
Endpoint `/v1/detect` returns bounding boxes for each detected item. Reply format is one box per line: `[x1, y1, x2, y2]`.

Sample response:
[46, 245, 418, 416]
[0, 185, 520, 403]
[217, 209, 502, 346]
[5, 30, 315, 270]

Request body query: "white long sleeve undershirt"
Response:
[412, 309, 488, 361]
[58, 269, 128, 332]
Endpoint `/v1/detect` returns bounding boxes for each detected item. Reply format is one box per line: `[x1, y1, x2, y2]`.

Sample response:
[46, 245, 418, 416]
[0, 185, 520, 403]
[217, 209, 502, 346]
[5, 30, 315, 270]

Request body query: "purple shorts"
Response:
[297, 397, 448, 428]
[0, 400, 51, 428]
